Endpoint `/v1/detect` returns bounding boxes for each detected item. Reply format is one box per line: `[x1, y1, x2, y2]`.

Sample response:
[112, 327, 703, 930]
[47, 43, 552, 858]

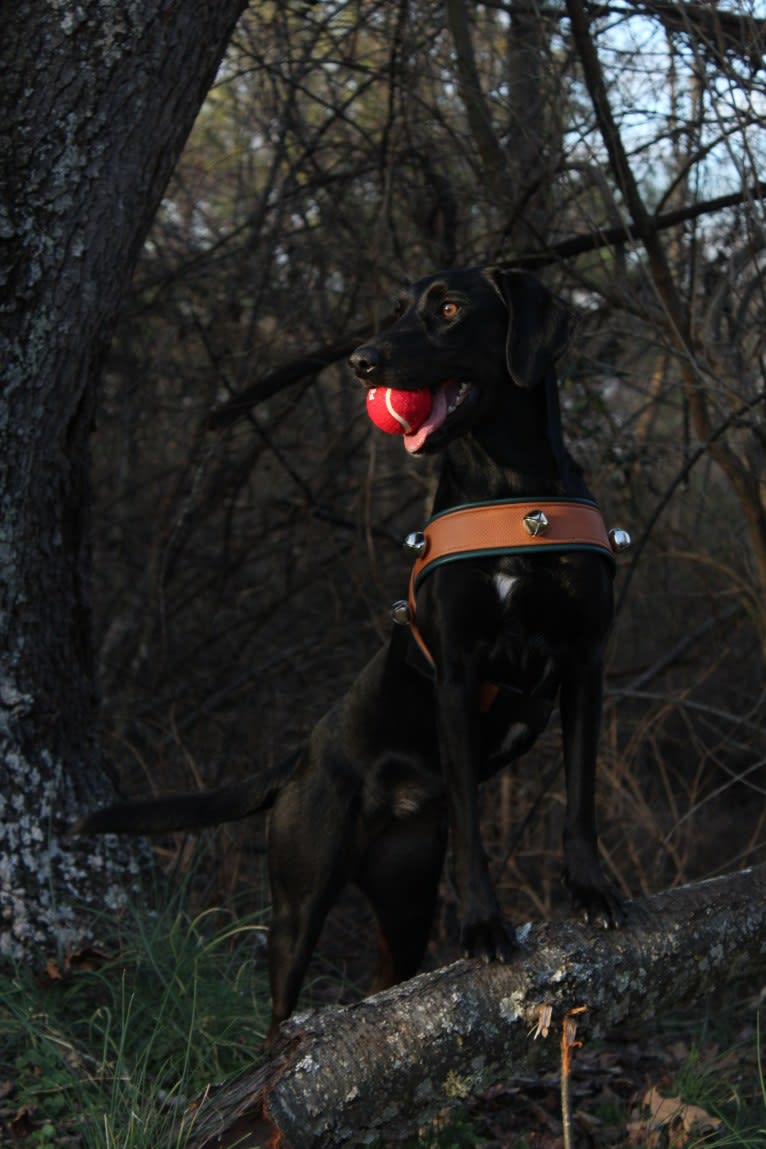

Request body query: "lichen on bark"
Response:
[0, 0, 246, 961]
[0, 677, 150, 960]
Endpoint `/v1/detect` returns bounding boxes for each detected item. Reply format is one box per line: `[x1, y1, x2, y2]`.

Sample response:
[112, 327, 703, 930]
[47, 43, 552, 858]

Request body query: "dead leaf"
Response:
[67, 946, 108, 972]
[626, 1116, 661, 1147]
[532, 1003, 553, 1039]
[43, 959, 63, 982]
[41, 947, 109, 986]
[10, 1105, 37, 1137]
[643, 1086, 722, 1146]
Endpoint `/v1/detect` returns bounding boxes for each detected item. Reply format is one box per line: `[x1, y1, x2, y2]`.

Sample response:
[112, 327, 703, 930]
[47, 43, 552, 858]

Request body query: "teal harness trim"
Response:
[412, 497, 615, 594]
[413, 544, 614, 591]
[426, 496, 600, 520]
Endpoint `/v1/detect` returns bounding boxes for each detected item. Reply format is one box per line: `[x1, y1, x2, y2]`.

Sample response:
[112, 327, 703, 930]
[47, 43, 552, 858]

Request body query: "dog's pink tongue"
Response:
[404, 383, 452, 454]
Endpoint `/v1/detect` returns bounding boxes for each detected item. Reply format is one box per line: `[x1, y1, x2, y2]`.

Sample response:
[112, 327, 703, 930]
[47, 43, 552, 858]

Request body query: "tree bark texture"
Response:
[186, 865, 766, 1149]
[0, 0, 245, 958]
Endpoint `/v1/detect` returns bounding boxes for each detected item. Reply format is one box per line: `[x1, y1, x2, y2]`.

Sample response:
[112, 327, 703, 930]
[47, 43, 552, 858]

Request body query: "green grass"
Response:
[0, 893, 271, 1147]
[662, 1014, 766, 1147]
[2, 893, 764, 1149]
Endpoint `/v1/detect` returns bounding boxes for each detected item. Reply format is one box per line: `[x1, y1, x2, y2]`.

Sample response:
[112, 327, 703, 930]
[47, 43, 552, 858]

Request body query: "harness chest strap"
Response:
[400, 499, 625, 708]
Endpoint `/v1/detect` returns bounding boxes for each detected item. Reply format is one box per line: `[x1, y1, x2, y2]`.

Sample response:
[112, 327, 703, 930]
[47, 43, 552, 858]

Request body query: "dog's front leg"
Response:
[436, 671, 517, 962]
[560, 657, 625, 927]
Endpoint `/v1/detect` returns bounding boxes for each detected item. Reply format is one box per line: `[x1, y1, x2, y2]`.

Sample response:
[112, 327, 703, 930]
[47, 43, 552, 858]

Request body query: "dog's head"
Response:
[349, 266, 570, 456]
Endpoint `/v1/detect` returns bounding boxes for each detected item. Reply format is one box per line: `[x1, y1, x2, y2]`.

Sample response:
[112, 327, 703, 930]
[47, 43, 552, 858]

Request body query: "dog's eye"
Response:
[440, 301, 461, 319]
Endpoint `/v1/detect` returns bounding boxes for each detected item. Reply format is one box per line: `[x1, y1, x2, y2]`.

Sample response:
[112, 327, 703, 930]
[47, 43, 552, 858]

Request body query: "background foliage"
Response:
[92, 0, 766, 979]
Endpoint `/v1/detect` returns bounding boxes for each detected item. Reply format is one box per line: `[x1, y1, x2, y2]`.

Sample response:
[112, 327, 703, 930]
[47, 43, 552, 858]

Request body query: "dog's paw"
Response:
[564, 869, 626, 929]
[460, 915, 517, 963]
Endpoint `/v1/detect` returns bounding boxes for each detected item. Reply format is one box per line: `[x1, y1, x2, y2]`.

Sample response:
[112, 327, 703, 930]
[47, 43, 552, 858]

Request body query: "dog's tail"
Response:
[70, 753, 299, 838]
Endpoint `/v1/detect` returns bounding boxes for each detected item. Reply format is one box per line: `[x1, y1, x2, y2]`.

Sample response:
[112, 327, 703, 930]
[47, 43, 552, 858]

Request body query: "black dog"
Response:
[75, 267, 623, 1046]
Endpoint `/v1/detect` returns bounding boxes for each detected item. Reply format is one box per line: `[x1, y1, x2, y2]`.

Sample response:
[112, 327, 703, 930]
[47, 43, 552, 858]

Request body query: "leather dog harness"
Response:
[400, 498, 623, 710]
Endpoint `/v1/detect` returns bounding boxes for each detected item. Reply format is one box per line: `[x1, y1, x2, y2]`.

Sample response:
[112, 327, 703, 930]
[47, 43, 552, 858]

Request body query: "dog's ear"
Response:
[484, 267, 570, 388]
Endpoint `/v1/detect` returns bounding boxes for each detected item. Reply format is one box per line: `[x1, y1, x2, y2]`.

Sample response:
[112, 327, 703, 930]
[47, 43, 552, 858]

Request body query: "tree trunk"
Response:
[0, 0, 245, 959]
[186, 864, 766, 1149]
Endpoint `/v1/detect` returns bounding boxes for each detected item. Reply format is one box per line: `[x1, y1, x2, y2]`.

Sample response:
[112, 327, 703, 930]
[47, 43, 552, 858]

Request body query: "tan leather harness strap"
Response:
[404, 499, 617, 708]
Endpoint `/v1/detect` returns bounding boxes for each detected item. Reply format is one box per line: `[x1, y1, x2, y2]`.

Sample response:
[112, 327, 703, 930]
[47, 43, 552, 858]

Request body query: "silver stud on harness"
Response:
[608, 528, 632, 552]
[403, 531, 427, 557]
[522, 509, 549, 537]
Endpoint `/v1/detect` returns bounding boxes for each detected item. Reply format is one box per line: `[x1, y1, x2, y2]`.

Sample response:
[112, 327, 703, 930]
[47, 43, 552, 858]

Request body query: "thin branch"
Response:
[565, 0, 766, 617]
[204, 182, 766, 429]
[445, 0, 509, 198]
[615, 389, 766, 615]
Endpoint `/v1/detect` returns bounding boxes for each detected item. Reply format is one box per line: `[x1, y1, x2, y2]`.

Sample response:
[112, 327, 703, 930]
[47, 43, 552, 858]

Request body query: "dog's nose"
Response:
[349, 345, 382, 380]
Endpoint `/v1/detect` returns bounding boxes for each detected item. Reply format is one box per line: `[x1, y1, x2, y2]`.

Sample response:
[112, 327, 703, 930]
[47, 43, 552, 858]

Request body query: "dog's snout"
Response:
[349, 345, 382, 380]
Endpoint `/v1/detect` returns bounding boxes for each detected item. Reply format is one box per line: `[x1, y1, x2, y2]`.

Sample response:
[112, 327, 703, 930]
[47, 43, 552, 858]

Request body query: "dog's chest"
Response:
[486, 566, 566, 693]
[493, 572, 520, 605]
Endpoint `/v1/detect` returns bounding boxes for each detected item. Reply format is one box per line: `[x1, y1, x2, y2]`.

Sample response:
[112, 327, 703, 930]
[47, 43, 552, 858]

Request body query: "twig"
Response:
[561, 1005, 587, 1149]
[615, 390, 766, 615]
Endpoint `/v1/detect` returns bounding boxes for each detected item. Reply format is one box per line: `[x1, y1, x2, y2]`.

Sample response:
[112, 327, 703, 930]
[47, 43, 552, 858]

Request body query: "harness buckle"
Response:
[391, 600, 411, 625]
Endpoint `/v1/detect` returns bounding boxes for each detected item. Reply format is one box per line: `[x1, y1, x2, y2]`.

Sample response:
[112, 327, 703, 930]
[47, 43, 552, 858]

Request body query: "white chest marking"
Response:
[494, 573, 519, 604]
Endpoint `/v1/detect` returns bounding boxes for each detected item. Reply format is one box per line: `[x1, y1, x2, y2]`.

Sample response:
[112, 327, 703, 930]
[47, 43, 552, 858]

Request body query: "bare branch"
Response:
[630, 1, 766, 71]
[445, 0, 510, 198]
[204, 182, 766, 429]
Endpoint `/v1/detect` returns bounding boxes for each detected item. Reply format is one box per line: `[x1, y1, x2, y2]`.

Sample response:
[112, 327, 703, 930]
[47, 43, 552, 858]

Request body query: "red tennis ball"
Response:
[366, 387, 433, 436]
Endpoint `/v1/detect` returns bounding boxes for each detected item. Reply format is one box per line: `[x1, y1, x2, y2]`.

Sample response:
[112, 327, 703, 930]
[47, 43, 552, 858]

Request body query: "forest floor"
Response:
[1, 880, 763, 1148]
[410, 1012, 764, 1148]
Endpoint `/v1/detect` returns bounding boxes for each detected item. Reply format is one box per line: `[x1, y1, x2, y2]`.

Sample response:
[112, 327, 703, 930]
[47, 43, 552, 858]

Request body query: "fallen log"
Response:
[186, 864, 766, 1149]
